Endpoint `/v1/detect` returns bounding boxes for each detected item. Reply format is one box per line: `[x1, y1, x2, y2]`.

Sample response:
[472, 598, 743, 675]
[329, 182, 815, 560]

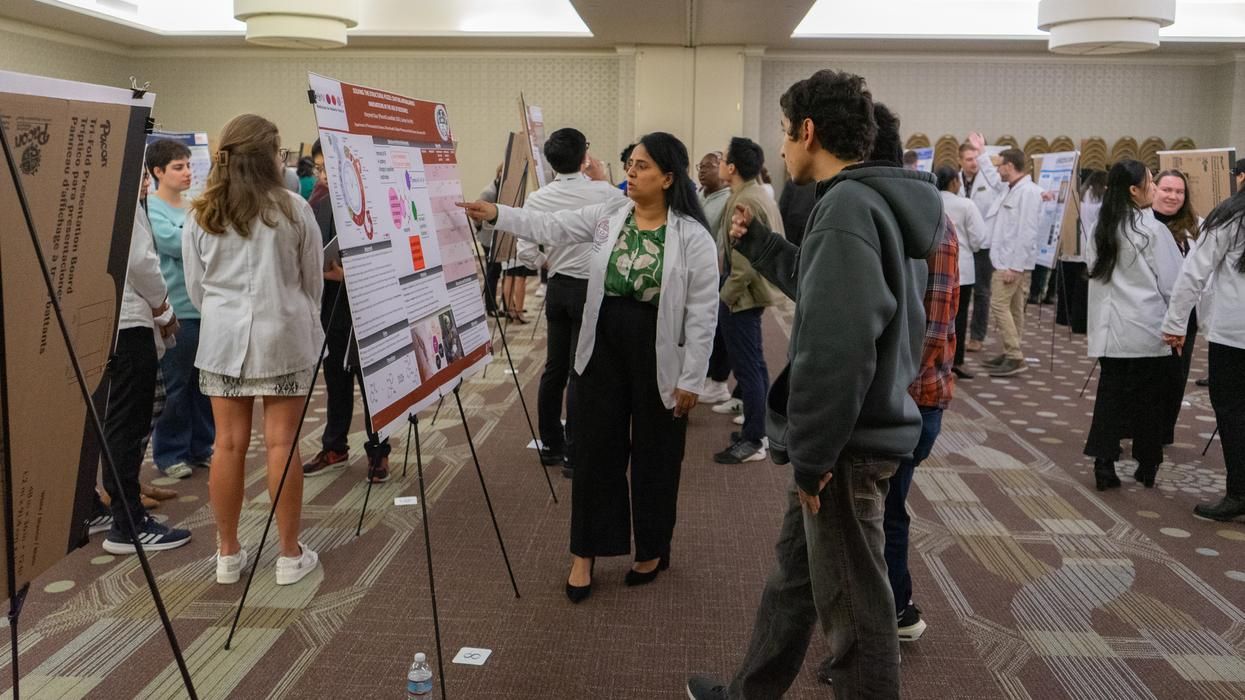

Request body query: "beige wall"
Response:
[0, 21, 132, 87]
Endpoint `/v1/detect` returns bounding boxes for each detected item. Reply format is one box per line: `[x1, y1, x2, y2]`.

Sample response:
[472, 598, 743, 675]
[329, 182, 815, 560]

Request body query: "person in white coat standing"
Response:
[936, 165, 988, 378]
[1163, 188, 1245, 521]
[459, 132, 719, 603]
[968, 133, 1043, 376]
[957, 142, 1002, 353]
[1084, 160, 1183, 491]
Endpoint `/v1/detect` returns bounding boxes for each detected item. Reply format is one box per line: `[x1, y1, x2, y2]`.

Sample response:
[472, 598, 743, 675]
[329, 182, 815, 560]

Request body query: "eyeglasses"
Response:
[278, 147, 291, 161]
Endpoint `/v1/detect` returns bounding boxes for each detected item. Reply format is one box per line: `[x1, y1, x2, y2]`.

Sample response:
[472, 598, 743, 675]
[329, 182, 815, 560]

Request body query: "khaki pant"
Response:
[990, 271, 1030, 360]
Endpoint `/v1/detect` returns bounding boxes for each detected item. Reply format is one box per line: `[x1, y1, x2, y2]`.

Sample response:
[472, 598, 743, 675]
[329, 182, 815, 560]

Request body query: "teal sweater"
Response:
[147, 196, 199, 319]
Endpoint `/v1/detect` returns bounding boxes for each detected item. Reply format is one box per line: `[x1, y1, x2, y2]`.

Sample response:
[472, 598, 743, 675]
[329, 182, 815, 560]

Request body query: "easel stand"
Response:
[224, 285, 342, 651]
[1049, 261, 1075, 372]
[0, 119, 196, 698]
[1080, 358, 1098, 398]
[405, 414, 448, 699]
[352, 324, 397, 537]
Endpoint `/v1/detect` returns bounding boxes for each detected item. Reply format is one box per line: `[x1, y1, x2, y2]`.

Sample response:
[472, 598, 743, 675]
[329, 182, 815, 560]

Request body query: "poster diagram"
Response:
[309, 73, 491, 438]
[1033, 151, 1079, 268]
[145, 129, 210, 200]
[0, 69, 152, 590]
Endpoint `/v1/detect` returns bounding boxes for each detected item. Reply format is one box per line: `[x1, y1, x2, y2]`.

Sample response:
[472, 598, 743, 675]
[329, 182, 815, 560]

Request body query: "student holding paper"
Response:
[459, 132, 718, 603]
[184, 114, 323, 586]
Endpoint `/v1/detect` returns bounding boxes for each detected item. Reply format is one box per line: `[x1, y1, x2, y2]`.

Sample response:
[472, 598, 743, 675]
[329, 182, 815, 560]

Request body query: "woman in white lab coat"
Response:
[1162, 189, 1245, 522]
[935, 166, 988, 378]
[1083, 160, 1183, 491]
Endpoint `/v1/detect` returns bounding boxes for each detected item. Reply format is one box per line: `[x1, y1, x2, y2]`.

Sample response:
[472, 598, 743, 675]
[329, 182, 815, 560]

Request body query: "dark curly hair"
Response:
[869, 102, 902, 165]
[779, 70, 876, 162]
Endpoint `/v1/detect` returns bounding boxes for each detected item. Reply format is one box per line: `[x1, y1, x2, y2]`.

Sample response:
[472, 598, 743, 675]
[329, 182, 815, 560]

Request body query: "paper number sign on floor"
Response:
[452, 648, 492, 666]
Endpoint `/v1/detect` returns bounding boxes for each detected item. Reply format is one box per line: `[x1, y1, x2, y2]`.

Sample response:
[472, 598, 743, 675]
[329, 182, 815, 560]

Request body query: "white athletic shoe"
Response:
[733, 414, 745, 425]
[216, 548, 249, 584]
[712, 398, 743, 415]
[700, 380, 732, 404]
[275, 543, 320, 585]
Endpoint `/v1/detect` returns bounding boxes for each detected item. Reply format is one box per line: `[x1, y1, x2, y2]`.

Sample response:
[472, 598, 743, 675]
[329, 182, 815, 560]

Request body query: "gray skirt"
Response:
[199, 367, 315, 398]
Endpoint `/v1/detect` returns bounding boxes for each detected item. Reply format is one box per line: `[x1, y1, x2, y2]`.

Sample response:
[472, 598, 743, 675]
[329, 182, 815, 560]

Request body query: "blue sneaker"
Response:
[103, 516, 191, 554]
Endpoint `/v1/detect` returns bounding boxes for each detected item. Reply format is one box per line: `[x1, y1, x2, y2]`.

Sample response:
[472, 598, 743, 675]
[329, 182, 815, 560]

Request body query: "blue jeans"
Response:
[718, 303, 768, 443]
[152, 318, 215, 469]
[884, 406, 943, 615]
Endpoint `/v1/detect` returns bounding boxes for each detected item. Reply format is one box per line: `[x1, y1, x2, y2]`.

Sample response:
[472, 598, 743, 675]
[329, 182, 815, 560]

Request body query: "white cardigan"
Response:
[1086, 209, 1184, 358]
[183, 190, 324, 377]
[1163, 220, 1245, 351]
[494, 199, 719, 407]
[941, 191, 987, 286]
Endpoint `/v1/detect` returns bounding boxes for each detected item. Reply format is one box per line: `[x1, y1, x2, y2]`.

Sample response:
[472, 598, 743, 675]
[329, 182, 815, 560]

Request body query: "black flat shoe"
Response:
[624, 553, 669, 587]
[1193, 495, 1245, 522]
[1134, 463, 1158, 488]
[565, 559, 593, 604]
[1093, 459, 1121, 492]
[952, 365, 975, 379]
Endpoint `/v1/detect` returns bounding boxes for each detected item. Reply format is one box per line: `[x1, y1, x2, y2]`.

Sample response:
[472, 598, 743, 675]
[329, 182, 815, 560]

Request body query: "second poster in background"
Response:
[309, 72, 491, 438]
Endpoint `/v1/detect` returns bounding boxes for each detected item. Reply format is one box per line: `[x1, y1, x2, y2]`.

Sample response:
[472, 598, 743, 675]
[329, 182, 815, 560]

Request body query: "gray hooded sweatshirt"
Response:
[735, 162, 944, 494]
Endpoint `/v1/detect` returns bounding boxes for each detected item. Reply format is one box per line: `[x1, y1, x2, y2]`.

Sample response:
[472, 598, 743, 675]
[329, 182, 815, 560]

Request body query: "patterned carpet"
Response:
[1, 289, 1243, 699]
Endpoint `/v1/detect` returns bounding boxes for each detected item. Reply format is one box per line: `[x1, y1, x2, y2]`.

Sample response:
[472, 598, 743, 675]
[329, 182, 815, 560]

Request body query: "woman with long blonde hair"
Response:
[184, 114, 324, 585]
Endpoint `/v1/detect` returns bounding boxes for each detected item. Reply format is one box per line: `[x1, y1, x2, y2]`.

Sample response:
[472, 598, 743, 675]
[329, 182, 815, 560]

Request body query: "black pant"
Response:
[707, 322, 732, 383]
[1209, 342, 1245, 498]
[570, 297, 687, 562]
[954, 283, 973, 366]
[100, 328, 159, 526]
[538, 275, 587, 456]
[322, 300, 389, 459]
[719, 303, 768, 443]
[1162, 310, 1198, 444]
[1028, 264, 1053, 303]
[1084, 356, 1172, 468]
[1055, 261, 1089, 333]
[482, 246, 502, 314]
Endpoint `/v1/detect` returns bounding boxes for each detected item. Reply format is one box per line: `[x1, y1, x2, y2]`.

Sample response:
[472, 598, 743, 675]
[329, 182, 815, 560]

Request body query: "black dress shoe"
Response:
[1195, 377, 1210, 387]
[1093, 458, 1121, 492]
[538, 447, 565, 467]
[624, 553, 669, 587]
[952, 365, 975, 379]
[1134, 462, 1158, 488]
[1194, 495, 1245, 522]
[565, 559, 594, 603]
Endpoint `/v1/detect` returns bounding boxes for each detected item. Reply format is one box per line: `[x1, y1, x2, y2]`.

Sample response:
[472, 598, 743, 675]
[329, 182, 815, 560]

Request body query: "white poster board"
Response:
[520, 94, 551, 189]
[145, 130, 209, 200]
[309, 73, 492, 438]
[914, 147, 934, 172]
[1033, 151, 1079, 268]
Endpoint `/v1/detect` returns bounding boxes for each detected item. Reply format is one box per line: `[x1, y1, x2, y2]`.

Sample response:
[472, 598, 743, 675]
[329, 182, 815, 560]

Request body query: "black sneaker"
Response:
[1193, 495, 1245, 522]
[103, 517, 191, 554]
[538, 446, 565, 467]
[685, 676, 728, 700]
[988, 358, 1028, 377]
[713, 439, 767, 464]
[87, 508, 114, 535]
[898, 604, 927, 641]
[981, 353, 1007, 369]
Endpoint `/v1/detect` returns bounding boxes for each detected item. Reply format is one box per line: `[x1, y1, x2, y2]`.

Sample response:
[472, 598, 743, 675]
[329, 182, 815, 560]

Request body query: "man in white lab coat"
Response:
[958, 141, 1002, 352]
[968, 133, 1042, 377]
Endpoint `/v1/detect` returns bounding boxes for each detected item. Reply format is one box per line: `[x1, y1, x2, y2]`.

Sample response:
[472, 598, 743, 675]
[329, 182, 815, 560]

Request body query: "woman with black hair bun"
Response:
[458, 131, 719, 602]
[1083, 159, 1183, 491]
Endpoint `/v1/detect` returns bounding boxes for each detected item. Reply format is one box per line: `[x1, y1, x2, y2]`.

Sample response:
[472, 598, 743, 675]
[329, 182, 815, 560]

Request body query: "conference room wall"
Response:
[0, 21, 133, 90]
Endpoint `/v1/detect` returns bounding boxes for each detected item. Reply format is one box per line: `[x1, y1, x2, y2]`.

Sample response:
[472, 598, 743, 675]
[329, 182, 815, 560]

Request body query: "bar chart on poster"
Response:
[309, 73, 491, 438]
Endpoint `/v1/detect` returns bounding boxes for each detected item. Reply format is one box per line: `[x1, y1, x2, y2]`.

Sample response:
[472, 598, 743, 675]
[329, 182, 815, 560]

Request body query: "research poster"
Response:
[0, 70, 152, 591]
[309, 73, 491, 438]
[490, 131, 531, 265]
[145, 129, 210, 200]
[914, 147, 934, 172]
[1158, 148, 1238, 219]
[520, 94, 551, 189]
[1033, 151, 1079, 268]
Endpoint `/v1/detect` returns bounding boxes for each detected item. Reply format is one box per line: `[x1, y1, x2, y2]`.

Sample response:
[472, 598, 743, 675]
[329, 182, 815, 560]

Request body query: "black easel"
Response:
[0, 115, 196, 698]
[224, 284, 342, 651]
[406, 414, 448, 699]
[1203, 426, 1219, 457]
[1079, 358, 1098, 398]
[1049, 260, 1077, 372]
[352, 323, 396, 537]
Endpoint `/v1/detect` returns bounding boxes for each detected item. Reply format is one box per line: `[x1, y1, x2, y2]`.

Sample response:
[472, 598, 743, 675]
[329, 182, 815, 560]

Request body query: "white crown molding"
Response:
[762, 48, 1229, 66]
[0, 17, 130, 55]
[127, 46, 619, 59]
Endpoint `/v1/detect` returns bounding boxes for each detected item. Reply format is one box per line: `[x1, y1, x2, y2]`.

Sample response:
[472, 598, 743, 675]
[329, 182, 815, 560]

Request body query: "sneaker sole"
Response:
[989, 366, 1028, 377]
[898, 618, 927, 642]
[102, 536, 191, 554]
[711, 403, 743, 415]
[276, 554, 320, 585]
[160, 465, 193, 479]
[304, 462, 349, 478]
[366, 474, 391, 484]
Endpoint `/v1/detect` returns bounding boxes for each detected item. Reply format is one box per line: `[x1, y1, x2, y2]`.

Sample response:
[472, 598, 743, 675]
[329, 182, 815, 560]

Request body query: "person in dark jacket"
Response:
[687, 70, 942, 700]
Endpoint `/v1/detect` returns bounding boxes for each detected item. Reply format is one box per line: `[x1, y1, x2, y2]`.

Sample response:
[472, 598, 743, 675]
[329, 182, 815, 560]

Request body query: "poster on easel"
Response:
[914, 147, 934, 172]
[1158, 148, 1238, 219]
[309, 73, 492, 439]
[1032, 151, 1079, 268]
[519, 94, 551, 189]
[145, 129, 210, 200]
[0, 69, 152, 590]
[490, 131, 531, 265]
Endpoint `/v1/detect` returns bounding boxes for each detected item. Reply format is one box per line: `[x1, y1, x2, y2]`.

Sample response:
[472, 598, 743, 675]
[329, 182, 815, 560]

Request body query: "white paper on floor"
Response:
[393, 496, 419, 506]
[453, 647, 492, 666]
[526, 421, 566, 449]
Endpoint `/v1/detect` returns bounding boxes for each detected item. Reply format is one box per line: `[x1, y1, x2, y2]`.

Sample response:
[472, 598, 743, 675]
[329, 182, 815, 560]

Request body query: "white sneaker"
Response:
[700, 380, 732, 404]
[733, 414, 745, 425]
[275, 543, 319, 585]
[712, 398, 743, 415]
[160, 462, 193, 479]
[535, 284, 546, 298]
[216, 548, 249, 584]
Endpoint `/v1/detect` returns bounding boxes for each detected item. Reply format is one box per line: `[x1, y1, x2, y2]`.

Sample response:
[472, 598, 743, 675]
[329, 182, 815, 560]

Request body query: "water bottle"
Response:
[407, 652, 433, 697]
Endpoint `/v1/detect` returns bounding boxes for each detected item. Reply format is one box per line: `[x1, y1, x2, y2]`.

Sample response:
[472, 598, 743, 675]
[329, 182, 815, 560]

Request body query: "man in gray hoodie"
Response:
[687, 70, 943, 700]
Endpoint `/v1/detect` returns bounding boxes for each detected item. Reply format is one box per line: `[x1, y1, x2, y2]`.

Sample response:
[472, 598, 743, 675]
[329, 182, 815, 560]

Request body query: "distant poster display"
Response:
[914, 147, 934, 172]
[1033, 151, 1079, 268]
[309, 73, 491, 438]
[145, 129, 210, 200]
[1158, 148, 1238, 219]
[519, 94, 551, 189]
[0, 70, 152, 590]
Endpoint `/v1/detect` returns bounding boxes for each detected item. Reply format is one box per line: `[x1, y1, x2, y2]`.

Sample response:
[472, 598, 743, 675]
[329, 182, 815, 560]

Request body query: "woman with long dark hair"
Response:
[1151, 169, 1202, 444]
[459, 132, 718, 602]
[1163, 189, 1245, 521]
[1083, 160, 1183, 491]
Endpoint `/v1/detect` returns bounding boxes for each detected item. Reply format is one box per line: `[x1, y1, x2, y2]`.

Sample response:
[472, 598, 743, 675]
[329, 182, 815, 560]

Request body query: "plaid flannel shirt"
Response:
[909, 217, 959, 409]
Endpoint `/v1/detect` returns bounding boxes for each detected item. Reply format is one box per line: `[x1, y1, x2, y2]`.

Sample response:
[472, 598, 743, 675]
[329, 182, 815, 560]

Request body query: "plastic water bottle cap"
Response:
[415, 653, 426, 663]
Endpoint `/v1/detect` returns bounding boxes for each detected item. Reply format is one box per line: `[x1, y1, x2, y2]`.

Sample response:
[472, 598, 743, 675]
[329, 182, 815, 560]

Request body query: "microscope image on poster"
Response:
[411, 308, 466, 382]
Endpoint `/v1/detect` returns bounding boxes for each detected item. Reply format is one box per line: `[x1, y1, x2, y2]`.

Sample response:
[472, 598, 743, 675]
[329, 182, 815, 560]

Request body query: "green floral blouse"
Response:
[603, 212, 666, 305]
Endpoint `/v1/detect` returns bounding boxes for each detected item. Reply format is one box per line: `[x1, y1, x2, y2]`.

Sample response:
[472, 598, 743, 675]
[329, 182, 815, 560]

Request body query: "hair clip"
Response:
[215, 150, 230, 166]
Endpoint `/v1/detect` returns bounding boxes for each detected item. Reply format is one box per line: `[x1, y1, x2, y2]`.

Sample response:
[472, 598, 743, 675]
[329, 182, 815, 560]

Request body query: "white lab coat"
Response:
[494, 199, 719, 407]
[1086, 209, 1184, 358]
[941, 191, 987, 286]
[986, 176, 1044, 272]
[120, 206, 169, 331]
[1163, 220, 1245, 351]
[961, 156, 1004, 243]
